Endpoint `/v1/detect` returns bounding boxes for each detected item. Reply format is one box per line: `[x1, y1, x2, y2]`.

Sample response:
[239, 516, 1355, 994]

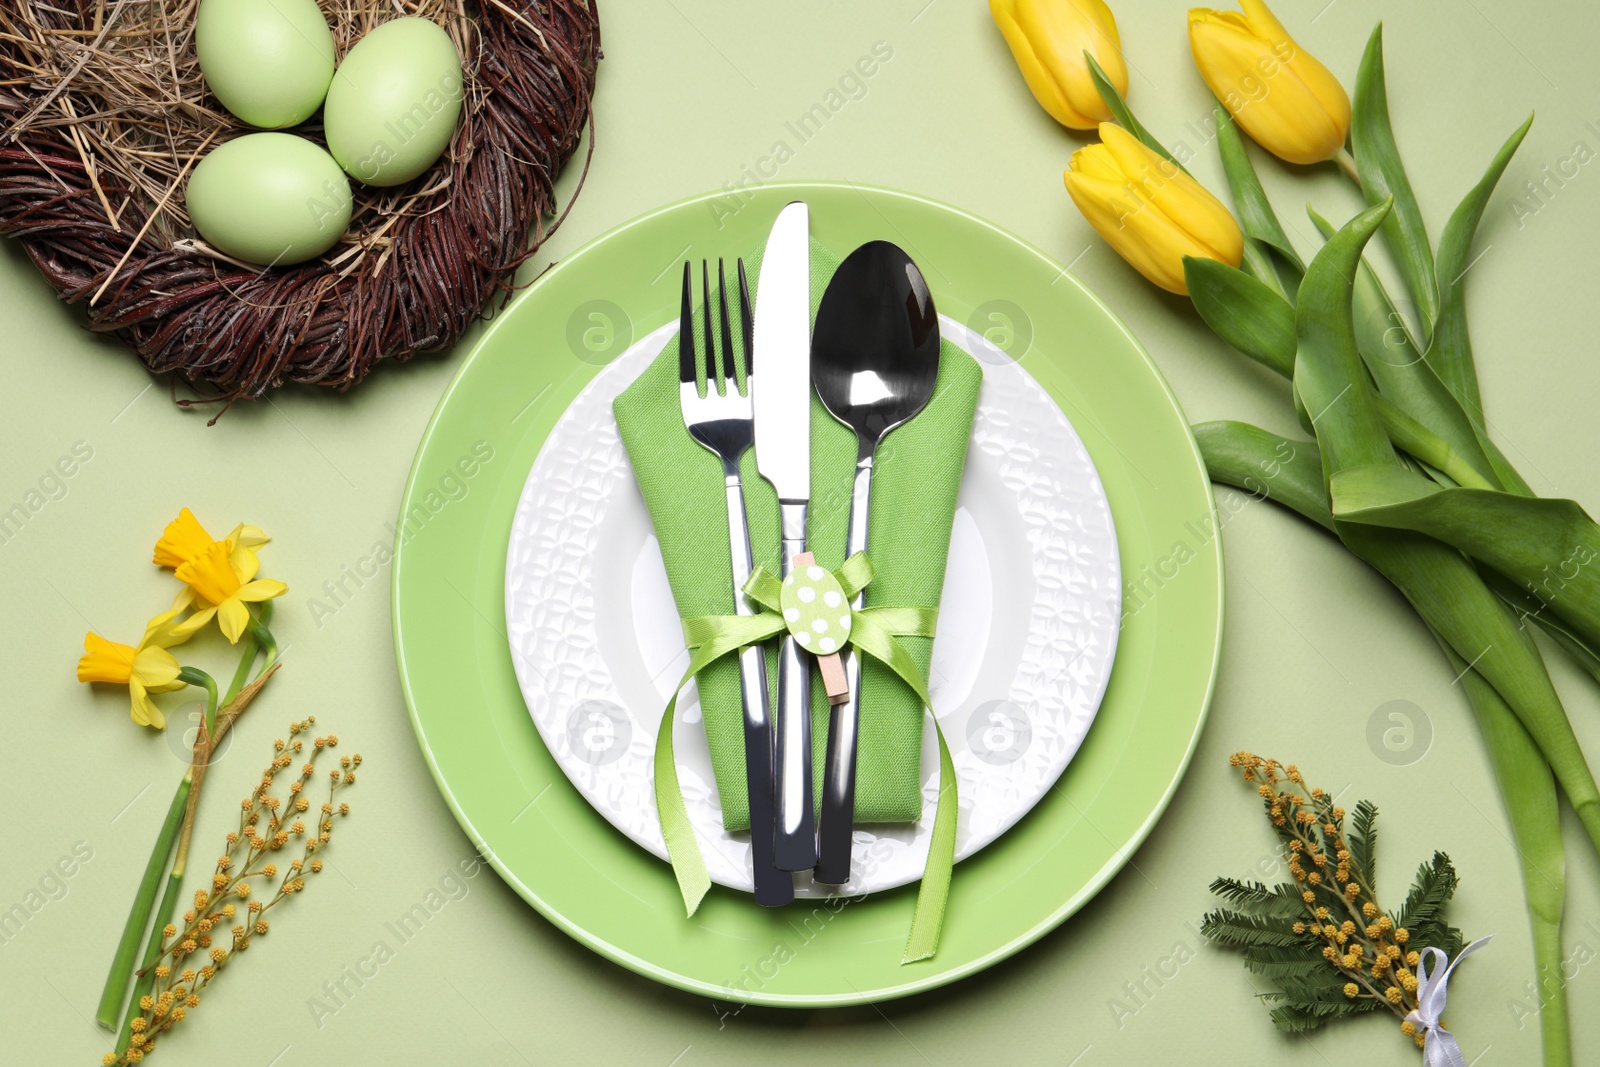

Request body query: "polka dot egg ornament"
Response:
[780, 564, 853, 654]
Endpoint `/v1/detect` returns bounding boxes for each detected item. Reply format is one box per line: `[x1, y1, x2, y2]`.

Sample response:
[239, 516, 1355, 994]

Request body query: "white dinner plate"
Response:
[504, 314, 1120, 896]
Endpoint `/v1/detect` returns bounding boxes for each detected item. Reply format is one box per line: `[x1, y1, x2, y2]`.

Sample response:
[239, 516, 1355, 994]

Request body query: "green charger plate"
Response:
[392, 182, 1223, 1006]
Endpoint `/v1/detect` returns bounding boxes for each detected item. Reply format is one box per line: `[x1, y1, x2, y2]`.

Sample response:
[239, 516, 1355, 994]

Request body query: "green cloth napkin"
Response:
[613, 238, 981, 831]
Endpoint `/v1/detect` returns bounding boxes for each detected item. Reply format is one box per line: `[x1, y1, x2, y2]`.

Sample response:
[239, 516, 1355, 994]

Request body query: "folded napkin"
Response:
[613, 238, 981, 831]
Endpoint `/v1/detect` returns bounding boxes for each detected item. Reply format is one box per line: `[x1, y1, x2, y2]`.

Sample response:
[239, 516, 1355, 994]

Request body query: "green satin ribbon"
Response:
[653, 551, 958, 964]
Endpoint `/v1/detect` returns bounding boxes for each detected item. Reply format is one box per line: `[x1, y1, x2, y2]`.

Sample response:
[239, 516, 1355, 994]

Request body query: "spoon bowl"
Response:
[812, 241, 941, 453]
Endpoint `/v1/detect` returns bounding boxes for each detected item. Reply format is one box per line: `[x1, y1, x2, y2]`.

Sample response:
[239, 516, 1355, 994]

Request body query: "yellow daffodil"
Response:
[1065, 123, 1244, 294]
[172, 540, 288, 644]
[154, 507, 269, 569]
[1187, 0, 1351, 164]
[77, 610, 191, 728]
[990, 0, 1128, 130]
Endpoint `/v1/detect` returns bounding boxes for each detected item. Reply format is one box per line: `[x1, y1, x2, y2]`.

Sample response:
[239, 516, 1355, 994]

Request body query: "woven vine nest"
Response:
[0, 0, 599, 414]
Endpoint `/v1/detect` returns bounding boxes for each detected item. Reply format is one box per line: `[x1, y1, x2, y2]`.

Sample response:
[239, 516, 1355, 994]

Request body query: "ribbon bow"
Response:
[652, 551, 957, 964]
[1404, 935, 1493, 1067]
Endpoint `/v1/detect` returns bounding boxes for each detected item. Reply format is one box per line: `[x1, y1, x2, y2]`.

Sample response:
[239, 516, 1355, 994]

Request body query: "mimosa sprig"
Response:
[105, 720, 360, 1065]
[1203, 755, 1467, 1043]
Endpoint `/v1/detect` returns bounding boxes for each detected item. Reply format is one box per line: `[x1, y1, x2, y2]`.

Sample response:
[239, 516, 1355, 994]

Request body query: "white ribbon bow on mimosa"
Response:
[1405, 935, 1494, 1067]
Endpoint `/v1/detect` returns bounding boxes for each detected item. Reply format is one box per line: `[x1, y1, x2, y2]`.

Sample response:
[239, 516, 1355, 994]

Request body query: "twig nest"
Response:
[0, 0, 601, 414]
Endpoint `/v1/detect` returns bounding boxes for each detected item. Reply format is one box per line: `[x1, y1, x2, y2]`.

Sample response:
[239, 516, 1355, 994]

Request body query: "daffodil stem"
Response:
[95, 775, 189, 1031]
[1336, 146, 1361, 187]
[177, 668, 217, 728]
[248, 616, 278, 672]
[221, 599, 277, 706]
[119, 860, 187, 1054]
[117, 680, 224, 1053]
[221, 635, 256, 707]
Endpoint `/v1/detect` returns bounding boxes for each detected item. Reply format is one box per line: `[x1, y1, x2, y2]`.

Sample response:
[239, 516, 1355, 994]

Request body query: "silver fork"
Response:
[678, 258, 793, 907]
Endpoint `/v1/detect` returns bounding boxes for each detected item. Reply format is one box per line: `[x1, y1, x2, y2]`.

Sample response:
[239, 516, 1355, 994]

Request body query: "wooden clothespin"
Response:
[791, 551, 851, 706]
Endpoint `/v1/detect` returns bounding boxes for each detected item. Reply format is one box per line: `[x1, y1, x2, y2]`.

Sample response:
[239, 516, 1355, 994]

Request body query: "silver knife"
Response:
[751, 201, 817, 872]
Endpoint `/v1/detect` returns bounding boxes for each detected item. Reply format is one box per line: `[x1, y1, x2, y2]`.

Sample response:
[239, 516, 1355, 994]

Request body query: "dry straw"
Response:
[0, 0, 600, 415]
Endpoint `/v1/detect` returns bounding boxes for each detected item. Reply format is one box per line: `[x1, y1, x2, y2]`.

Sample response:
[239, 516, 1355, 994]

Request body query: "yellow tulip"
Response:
[1065, 123, 1244, 294]
[77, 610, 191, 728]
[154, 507, 268, 570]
[1187, 0, 1350, 165]
[990, 0, 1129, 130]
[172, 540, 288, 644]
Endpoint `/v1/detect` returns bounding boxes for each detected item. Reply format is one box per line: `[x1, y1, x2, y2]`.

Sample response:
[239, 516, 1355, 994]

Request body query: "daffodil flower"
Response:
[77, 610, 193, 728]
[153, 507, 269, 570]
[172, 540, 288, 644]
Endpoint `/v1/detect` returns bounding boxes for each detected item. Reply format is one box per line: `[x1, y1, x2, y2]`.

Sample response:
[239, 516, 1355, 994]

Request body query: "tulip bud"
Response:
[1065, 123, 1244, 295]
[1188, 0, 1351, 164]
[990, 0, 1129, 130]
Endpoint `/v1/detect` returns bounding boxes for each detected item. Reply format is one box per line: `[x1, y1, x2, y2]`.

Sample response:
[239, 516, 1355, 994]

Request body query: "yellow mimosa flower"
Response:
[990, 0, 1128, 130]
[77, 610, 191, 728]
[154, 508, 269, 569]
[1065, 123, 1244, 294]
[172, 540, 288, 644]
[1187, 0, 1351, 164]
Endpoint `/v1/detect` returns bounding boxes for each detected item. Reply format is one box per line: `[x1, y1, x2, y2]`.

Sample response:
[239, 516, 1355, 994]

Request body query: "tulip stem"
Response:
[1240, 240, 1289, 300]
[1335, 146, 1361, 187]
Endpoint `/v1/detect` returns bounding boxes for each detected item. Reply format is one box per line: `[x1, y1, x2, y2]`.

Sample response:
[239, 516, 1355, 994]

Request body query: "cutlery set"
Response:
[679, 201, 941, 901]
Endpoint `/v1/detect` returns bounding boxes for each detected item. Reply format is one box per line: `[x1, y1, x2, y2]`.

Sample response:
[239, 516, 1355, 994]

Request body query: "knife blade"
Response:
[752, 202, 812, 502]
[751, 200, 817, 871]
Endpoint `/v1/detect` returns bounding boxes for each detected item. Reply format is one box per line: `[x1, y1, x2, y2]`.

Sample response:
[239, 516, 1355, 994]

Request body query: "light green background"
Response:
[4, 0, 1599, 1063]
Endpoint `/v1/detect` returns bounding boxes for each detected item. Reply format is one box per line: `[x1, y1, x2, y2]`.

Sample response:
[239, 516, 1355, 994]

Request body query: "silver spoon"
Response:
[810, 240, 941, 885]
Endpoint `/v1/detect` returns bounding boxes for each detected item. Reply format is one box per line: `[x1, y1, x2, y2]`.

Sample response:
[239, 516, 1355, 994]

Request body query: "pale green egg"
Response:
[323, 17, 464, 187]
[185, 133, 352, 266]
[195, 0, 335, 129]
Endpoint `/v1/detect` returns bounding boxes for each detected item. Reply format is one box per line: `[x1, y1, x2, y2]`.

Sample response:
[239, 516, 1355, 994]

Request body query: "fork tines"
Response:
[678, 258, 752, 397]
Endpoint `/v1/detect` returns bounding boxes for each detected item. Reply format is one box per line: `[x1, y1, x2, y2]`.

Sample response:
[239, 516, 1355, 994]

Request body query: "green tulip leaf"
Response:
[1536, 622, 1600, 690]
[1291, 383, 1314, 437]
[1184, 257, 1296, 377]
[1193, 421, 1331, 531]
[1430, 113, 1536, 425]
[1294, 204, 1600, 859]
[1330, 464, 1600, 653]
[1084, 52, 1188, 174]
[1475, 425, 1534, 497]
[1213, 102, 1304, 274]
[1350, 533, 1600, 866]
[1484, 564, 1600, 691]
[1371, 396, 1494, 491]
[1237, 239, 1287, 296]
[1424, 622, 1569, 1067]
[1352, 24, 1439, 342]
[1294, 199, 1395, 478]
[1307, 205, 1502, 492]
